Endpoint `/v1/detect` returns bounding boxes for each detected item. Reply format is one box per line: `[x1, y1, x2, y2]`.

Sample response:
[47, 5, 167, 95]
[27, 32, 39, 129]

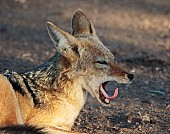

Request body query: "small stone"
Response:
[165, 104, 170, 109]
[142, 113, 150, 123]
[127, 119, 132, 123]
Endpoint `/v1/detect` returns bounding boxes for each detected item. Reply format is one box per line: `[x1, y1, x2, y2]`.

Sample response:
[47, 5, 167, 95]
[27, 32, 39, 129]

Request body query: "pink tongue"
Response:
[100, 86, 118, 100]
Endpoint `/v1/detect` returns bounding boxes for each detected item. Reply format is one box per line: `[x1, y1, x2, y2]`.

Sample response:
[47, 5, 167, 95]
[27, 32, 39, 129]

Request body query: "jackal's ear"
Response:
[71, 9, 96, 37]
[46, 22, 79, 59]
[46, 21, 75, 47]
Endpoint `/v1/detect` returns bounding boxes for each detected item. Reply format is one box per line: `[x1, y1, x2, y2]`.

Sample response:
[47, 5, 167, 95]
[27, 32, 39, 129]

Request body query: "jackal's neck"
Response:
[44, 78, 88, 130]
[20, 52, 72, 105]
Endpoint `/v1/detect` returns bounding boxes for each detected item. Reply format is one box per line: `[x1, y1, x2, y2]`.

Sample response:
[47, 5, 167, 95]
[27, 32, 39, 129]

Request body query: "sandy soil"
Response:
[0, 0, 169, 133]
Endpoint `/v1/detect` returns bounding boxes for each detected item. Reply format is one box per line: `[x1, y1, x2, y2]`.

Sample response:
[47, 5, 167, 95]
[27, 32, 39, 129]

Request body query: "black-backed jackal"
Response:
[0, 9, 134, 133]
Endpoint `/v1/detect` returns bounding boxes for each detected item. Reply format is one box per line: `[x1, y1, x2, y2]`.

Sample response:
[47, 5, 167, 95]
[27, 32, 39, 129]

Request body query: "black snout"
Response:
[127, 74, 134, 81]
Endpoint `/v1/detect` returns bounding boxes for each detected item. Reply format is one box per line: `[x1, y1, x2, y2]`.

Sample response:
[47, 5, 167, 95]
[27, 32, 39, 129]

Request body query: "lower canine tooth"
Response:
[105, 98, 110, 103]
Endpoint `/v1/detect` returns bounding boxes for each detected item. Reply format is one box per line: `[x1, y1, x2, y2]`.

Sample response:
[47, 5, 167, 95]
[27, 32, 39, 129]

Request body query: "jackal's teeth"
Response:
[105, 98, 110, 104]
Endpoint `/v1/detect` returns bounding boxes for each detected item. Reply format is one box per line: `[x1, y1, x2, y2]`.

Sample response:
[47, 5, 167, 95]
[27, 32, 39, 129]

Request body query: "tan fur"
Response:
[15, 92, 33, 123]
[0, 9, 134, 133]
[0, 75, 23, 126]
[25, 77, 86, 132]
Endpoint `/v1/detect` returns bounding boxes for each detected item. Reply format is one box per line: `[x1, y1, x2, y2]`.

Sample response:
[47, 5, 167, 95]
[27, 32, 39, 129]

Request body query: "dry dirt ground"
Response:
[0, 0, 170, 133]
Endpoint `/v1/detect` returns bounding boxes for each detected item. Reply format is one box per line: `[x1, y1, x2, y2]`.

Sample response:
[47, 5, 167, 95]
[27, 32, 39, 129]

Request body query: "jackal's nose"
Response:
[127, 74, 134, 81]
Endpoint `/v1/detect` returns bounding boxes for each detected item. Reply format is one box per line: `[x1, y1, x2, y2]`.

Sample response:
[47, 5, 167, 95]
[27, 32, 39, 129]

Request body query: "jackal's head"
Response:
[46, 9, 134, 105]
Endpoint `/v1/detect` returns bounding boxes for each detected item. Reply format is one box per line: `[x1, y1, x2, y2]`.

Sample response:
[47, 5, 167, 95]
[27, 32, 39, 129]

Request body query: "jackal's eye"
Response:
[96, 60, 108, 65]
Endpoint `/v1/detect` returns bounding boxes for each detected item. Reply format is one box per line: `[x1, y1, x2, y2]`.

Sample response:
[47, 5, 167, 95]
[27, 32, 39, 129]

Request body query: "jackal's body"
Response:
[0, 9, 133, 133]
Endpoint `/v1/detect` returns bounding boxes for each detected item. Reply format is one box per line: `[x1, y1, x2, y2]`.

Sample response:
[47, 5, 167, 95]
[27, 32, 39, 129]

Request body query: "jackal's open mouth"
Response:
[99, 82, 118, 105]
